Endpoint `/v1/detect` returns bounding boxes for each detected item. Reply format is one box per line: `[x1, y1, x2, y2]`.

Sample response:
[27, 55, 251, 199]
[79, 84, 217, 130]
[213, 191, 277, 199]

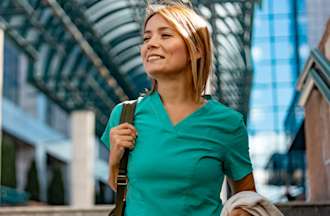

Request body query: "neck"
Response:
[157, 80, 194, 106]
[152, 67, 204, 106]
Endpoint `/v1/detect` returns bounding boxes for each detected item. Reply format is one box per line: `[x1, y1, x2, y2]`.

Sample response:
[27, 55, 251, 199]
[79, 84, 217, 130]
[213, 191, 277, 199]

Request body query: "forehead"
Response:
[144, 14, 175, 32]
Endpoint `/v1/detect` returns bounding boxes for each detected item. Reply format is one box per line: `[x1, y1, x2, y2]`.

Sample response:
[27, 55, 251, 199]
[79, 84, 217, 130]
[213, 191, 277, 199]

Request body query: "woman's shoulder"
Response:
[112, 93, 151, 112]
[206, 98, 245, 133]
[208, 98, 243, 120]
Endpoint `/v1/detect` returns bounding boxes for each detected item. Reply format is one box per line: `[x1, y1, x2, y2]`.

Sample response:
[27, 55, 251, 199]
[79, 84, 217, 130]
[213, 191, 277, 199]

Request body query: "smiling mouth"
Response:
[147, 55, 165, 62]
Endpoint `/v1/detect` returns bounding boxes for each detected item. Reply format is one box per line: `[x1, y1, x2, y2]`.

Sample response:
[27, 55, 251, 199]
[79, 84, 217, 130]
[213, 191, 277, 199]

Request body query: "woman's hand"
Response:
[229, 208, 252, 216]
[108, 123, 137, 191]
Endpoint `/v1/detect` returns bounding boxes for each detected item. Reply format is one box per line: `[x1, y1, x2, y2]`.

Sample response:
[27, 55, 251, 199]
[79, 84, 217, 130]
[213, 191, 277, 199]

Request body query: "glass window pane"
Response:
[275, 64, 293, 82]
[4, 40, 19, 104]
[298, 24, 308, 39]
[254, 64, 272, 83]
[297, 0, 306, 13]
[254, 18, 270, 38]
[276, 87, 294, 107]
[278, 111, 288, 130]
[253, 42, 271, 61]
[274, 18, 291, 37]
[271, 0, 291, 14]
[255, 0, 270, 16]
[249, 109, 275, 131]
[250, 87, 273, 107]
[275, 41, 293, 59]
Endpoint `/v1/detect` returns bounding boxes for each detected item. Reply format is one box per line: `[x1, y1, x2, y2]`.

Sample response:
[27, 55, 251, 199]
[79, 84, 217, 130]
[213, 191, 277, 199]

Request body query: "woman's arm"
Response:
[230, 173, 256, 193]
[227, 173, 256, 216]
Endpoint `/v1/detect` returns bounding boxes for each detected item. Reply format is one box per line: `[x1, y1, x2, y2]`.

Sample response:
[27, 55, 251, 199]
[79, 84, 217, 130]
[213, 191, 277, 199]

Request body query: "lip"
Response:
[146, 53, 165, 61]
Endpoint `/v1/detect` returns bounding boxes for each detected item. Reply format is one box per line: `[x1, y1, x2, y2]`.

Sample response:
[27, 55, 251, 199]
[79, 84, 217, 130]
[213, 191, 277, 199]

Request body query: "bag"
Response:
[109, 101, 137, 216]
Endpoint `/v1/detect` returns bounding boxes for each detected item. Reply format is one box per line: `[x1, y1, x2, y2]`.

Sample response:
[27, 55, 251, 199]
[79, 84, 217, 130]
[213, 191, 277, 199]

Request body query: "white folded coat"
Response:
[221, 191, 284, 216]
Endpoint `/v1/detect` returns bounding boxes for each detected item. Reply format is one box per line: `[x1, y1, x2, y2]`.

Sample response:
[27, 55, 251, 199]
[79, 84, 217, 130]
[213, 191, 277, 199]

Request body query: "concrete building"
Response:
[296, 20, 330, 201]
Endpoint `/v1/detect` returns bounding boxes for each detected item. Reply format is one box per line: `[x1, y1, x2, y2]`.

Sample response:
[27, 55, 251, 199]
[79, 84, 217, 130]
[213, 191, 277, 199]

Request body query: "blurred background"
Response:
[0, 0, 329, 214]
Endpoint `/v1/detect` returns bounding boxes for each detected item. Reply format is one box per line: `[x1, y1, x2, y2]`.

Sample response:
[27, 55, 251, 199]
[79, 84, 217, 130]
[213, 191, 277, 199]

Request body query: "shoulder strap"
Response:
[114, 100, 137, 216]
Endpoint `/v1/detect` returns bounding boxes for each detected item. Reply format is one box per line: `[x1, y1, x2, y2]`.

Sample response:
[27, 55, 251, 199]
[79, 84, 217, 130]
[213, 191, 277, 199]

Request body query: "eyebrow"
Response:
[144, 26, 174, 34]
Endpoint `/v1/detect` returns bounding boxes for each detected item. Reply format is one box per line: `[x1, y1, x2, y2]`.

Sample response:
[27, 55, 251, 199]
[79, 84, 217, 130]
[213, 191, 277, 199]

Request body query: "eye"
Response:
[143, 37, 150, 43]
[161, 34, 172, 38]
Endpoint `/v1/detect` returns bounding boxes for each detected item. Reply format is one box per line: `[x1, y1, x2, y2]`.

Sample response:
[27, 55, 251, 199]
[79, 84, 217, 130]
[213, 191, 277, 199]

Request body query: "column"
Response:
[35, 144, 48, 202]
[16, 145, 34, 191]
[70, 110, 95, 207]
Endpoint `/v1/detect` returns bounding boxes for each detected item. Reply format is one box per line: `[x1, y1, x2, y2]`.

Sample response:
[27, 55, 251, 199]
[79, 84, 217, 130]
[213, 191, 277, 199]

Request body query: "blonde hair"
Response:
[143, 2, 213, 103]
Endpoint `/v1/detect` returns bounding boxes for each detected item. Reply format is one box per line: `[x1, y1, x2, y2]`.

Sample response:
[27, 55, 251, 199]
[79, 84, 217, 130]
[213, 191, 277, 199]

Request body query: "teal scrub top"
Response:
[101, 91, 252, 216]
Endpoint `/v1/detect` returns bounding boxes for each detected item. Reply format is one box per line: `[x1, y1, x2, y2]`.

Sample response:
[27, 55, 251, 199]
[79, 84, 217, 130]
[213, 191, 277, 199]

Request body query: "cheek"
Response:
[140, 45, 148, 62]
[173, 45, 189, 64]
[140, 46, 147, 62]
[170, 40, 189, 60]
[182, 48, 189, 62]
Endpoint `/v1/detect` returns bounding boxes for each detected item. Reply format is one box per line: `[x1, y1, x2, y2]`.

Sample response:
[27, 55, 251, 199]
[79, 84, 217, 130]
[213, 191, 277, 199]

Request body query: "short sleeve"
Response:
[223, 116, 253, 180]
[100, 103, 123, 150]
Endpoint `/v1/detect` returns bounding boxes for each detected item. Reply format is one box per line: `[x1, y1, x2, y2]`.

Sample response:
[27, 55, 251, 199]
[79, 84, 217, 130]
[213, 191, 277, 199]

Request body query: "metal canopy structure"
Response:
[0, 0, 259, 136]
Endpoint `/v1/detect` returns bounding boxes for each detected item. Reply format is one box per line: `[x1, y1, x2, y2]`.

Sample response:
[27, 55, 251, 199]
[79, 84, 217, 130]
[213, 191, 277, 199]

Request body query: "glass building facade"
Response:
[249, 0, 308, 134]
[248, 0, 309, 200]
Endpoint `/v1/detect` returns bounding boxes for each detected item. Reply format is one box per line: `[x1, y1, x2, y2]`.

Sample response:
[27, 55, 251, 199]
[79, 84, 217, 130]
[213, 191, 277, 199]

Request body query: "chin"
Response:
[145, 68, 164, 77]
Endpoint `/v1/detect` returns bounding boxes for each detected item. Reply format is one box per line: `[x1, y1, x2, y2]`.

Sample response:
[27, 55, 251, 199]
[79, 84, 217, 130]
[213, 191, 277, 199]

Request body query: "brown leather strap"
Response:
[113, 101, 137, 216]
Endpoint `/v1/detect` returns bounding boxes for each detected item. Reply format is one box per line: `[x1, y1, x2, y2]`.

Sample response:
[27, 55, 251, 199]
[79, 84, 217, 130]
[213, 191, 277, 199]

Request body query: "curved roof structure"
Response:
[0, 0, 259, 136]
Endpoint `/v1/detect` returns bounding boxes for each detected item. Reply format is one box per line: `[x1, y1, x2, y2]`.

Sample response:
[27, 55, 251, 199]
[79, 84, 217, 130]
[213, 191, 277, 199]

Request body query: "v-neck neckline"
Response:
[151, 91, 211, 130]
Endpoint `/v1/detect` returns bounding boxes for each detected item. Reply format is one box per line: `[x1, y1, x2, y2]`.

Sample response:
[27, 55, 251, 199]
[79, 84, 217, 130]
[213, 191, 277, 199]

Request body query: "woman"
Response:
[101, 2, 256, 216]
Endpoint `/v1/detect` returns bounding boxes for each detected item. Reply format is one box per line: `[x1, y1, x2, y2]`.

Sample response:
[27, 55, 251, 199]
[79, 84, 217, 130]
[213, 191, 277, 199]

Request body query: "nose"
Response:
[145, 36, 160, 50]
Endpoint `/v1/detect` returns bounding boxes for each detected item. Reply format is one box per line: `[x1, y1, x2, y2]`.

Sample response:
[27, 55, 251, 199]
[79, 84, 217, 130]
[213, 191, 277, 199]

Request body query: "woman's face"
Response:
[141, 13, 189, 79]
